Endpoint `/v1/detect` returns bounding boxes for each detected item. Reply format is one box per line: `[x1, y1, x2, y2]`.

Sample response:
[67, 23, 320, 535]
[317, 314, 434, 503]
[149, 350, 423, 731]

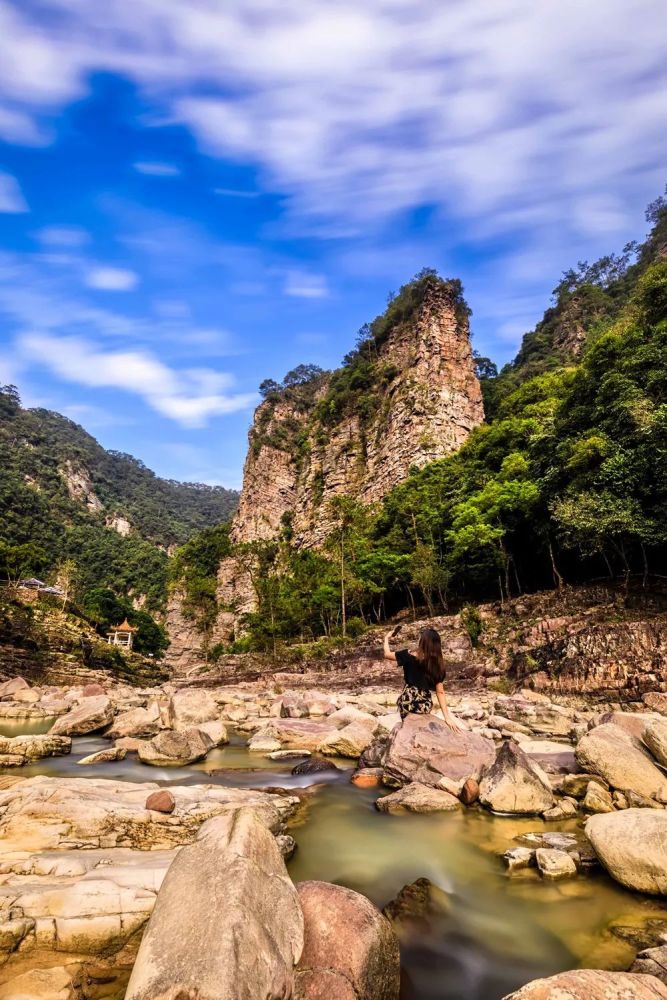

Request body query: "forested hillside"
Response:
[0, 395, 238, 611]
[174, 191, 667, 654]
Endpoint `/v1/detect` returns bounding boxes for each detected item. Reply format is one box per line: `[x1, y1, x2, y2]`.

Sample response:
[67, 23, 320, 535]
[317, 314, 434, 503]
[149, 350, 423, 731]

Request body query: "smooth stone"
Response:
[632, 945, 667, 986]
[535, 848, 577, 880]
[375, 782, 461, 814]
[295, 881, 400, 1000]
[351, 768, 383, 788]
[145, 790, 176, 814]
[78, 747, 127, 765]
[585, 810, 667, 895]
[504, 848, 536, 872]
[479, 741, 554, 815]
[576, 723, 667, 802]
[644, 718, 667, 768]
[292, 759, 340, 776]
[50, 696, 114, 737]
[382, 714, 495, 788]
[167, 689, 219, 729]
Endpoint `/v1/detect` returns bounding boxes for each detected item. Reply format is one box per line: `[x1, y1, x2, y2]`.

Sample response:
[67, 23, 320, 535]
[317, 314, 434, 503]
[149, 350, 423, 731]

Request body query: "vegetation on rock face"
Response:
[0, 395, 238, 613]
[217, 192, 667, 651]
[167, 523, 232, 634]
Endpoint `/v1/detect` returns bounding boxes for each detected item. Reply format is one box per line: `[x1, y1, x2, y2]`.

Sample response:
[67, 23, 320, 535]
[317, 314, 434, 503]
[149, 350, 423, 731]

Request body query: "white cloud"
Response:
[133, 161, 180, 176]
[36, 225, 89, 247]
[284, 270, 329, 299]
[0, 171, 27, 213]
[85, 266, 139, 291]
[0, 0, 663, 248]
[18, 333, 257, 428]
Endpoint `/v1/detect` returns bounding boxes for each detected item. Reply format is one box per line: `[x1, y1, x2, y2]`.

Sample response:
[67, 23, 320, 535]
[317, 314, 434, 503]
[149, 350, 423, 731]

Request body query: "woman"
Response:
[384, 626, 463, 730]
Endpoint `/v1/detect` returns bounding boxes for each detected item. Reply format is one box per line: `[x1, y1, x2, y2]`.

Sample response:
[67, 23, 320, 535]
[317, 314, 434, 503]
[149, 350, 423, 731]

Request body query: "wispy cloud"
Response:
[284, 270, 329, 299]
[214, 187, 261, 199]
[0, 1, 663, 248]
[18, 333, 256, 428]
[0, 172, 27, 213]
[36, 225, 89, 247]
[133, 161, 180, 177]
[85, 266, 139, 291]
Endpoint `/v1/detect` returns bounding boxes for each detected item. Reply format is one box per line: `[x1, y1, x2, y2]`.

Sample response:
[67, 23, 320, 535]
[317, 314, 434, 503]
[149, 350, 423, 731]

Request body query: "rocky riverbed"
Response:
[0, 673, 666, 999]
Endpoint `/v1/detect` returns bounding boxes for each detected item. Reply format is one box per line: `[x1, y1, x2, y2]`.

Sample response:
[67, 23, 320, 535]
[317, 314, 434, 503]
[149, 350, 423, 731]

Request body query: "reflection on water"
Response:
[4, 725, 667, 1000]
[0, 717, 56, 737]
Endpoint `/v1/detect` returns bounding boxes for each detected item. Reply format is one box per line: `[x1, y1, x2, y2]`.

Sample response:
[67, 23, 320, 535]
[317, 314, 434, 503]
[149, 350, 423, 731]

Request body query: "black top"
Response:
[396, 648, 439, 693]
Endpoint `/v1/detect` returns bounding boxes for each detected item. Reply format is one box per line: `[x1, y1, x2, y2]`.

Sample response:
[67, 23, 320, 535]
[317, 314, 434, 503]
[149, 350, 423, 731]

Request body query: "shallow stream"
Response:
[5, 727, 667, 999]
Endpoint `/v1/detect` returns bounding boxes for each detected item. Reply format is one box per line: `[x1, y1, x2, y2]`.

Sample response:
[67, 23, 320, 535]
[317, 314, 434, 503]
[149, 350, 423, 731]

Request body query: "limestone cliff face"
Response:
[217, 278, 483, 635]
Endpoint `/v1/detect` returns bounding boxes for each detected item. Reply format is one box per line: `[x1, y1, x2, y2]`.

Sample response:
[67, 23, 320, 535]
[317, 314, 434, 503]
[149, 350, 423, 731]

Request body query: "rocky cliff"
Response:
[216, 274, 483, 638]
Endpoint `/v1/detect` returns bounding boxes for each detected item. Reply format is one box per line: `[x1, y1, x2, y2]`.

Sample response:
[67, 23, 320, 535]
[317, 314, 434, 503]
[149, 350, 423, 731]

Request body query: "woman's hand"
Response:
[383, 631, 397, 662]
[443, 712, 465, 732]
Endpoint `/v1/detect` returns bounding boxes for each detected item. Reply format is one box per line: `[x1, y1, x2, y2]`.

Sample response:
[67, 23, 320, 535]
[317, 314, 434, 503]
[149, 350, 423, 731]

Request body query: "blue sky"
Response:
[0, 1, 665, 489]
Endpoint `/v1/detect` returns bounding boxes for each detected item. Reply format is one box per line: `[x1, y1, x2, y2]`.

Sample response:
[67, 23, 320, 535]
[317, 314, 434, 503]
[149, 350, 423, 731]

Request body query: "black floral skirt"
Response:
[397, 684, 433, 720]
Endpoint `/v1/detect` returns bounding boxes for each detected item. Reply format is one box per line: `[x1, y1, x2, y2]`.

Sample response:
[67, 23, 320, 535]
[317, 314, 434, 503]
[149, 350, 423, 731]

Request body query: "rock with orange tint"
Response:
[502, 969, 667, 999]
[295, 881, 399, 1000]
[351, 768, 382, 788]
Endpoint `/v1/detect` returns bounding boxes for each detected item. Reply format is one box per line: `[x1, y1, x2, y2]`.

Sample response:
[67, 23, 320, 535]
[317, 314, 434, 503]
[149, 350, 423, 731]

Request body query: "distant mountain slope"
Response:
[0, 392, 238, 609]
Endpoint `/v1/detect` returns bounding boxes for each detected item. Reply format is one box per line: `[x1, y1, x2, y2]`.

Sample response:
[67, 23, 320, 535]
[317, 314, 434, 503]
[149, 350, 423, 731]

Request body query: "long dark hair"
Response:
[416, 628, 445, 687]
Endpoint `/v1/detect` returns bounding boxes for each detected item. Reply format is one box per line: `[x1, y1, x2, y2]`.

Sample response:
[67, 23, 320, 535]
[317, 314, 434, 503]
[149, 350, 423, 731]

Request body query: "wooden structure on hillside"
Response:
[107, 619, 137, 650]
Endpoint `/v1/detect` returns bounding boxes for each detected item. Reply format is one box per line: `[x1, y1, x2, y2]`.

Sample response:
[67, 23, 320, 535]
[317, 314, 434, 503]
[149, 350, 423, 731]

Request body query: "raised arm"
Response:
[434, 682, 464, 731]
[383, 631, 397, 662]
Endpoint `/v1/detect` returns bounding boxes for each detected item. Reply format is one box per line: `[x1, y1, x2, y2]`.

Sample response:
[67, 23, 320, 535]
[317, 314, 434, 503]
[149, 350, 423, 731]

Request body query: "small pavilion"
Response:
[107, 619, 137, 650]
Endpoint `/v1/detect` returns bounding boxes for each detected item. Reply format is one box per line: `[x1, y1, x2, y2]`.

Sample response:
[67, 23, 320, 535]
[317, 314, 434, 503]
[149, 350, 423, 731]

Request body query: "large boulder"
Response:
[479, 741, 554, 815]
[0, 734, 71, 766]
[138, 728, 213, 767]
[382, 714, 495, 788]
[50, 695, 114, 737]
[167, 689, 219, 730]
[576, 723, 667, 802]
[107, 704, 161, 740]
[644, 718, 667, 768]
[295, 881, 399, 1000]
[585, 810, 667, 895]
[502, 970, 667, 998]
[375, 782, 461, 814]
[125, 810, 304, 1000]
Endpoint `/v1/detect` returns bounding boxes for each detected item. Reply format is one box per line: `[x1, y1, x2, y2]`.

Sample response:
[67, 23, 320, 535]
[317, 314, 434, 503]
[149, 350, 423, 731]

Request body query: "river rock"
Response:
[585, 809, 667, 895]
[0, 734, 71, 766]
[196, 719, 229, 746]
[582, 780, 614, 813]
[599, 711, 662, 741]
[535, 848, 577, 880]
[382, 877, 450, 927]
[382, 714, 495, 789]
[146, 790, 176, 814]
[125, 810, 304, 1000]
[576, 723, 667, 802]
[504, 847, 535, 872]
[249, 730, 283, 752]
[319, 720, 377, 758]
[292, 758, 340, 776]
[138, 727, 212, 767]
[167, 688, 219, 729]
[78, 746, 127, 765]
[107, 704, 161, 739]
[632, 945, 667, 985]
[295, 881, 399, 1000]
[479, 741, 554, 815]
[376, 782, 461, 814]
[351, 768, 383, 788]
[503, 970, 667, 998]
[50, 695, 114, 736]
[270, 719, 338, 751]
[644, 719, 667, 768]
[0, 676, 29, 700]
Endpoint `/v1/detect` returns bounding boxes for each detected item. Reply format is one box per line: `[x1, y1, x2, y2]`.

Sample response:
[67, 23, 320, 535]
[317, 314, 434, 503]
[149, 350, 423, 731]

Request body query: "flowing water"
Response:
[5, 729, 667, 999]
